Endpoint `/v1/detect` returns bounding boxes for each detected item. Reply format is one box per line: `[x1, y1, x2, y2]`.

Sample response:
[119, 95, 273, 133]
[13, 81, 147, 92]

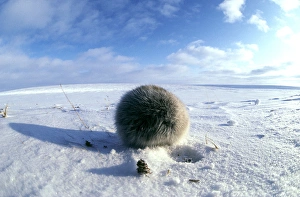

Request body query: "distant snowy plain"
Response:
[0, 84, 299, 197]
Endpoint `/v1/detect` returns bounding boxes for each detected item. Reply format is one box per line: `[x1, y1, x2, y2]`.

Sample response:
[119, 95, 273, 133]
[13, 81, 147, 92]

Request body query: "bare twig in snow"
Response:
[205, 134, 219, 149]
[60, 84, 91, 131]
[189, 179, 200, 183]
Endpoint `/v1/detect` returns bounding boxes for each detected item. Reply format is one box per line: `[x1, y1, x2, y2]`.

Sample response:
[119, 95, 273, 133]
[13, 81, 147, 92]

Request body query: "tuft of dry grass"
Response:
[1, 104, 8, 118]
[60, 84, 91, 131]
[104, 95, 111, 110]
[205, 134, 219, 149]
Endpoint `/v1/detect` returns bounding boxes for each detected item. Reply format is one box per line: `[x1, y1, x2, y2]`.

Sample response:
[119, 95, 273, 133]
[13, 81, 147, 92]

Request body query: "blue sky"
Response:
[0, 0, 300, 91]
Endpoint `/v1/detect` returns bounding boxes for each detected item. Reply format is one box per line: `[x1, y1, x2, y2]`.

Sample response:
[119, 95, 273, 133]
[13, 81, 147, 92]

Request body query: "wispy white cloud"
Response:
[218, 0, 245, 23]
[0, 0, 106, 45]
[247, 11, 270, 32]
[164, 40, 300, 85]
[0, 46, 139, 90]
[167, 40, 226, 66]
[0, 0, 53, 31]
[1, 38, 299, 91]
[270, 0, 300, 12]
[121, 63, 191, 84]
[0, 45, 191, 90]
[276, 26, 294, 38]
[167, 40, 258, 73]
[123, 17, 158, 36]
[250, 66, 279, 75]
[249, 61, 300, 86]
[159, 39, 179, 45]
[0, 0, 182, 46]
[159, 0, 181, 17]
[276, 26, 300, 55]
[75, 48, 138, 75]
[275, 26, 300, 76]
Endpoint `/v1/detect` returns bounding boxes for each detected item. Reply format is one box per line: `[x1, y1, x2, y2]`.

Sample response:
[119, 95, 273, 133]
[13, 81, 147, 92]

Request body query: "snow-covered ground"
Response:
[0, 84, 299, 197]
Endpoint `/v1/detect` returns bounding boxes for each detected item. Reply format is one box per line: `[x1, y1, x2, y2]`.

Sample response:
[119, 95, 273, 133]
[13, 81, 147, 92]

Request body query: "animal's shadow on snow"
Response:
[10, 123, 139, 177]
[88, 161, 137, 177]
[10, 123, 123, 154]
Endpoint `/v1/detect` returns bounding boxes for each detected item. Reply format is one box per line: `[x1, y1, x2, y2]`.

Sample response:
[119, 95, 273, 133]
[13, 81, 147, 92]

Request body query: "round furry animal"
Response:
[115, 85, 190, 148]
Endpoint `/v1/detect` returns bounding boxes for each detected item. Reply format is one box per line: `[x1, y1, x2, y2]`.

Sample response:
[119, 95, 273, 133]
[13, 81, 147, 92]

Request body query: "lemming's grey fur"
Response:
[115, 85, 190, 148]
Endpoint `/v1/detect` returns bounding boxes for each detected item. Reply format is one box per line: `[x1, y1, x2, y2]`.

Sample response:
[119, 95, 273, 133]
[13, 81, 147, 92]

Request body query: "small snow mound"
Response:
[256, 134, 265, 139]
[209, 163, 215, 169]
[186, 106, 195, 111]
[169, 145, 204, 163]
[110, 149, 116, 154]
[227, 120, 236, 126]
[78, 159, 85, 164]
[206, 190, 222, 197]
[255, 99, 260, 105]
[165, 177, 181, 186]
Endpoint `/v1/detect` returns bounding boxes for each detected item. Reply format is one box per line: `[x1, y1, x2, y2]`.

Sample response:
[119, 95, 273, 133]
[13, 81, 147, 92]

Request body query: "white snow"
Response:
[0, 84, 300, 196]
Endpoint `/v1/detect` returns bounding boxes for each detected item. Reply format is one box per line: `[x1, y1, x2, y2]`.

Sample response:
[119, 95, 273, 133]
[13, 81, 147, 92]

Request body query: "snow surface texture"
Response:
[0, 84, 300, 197]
